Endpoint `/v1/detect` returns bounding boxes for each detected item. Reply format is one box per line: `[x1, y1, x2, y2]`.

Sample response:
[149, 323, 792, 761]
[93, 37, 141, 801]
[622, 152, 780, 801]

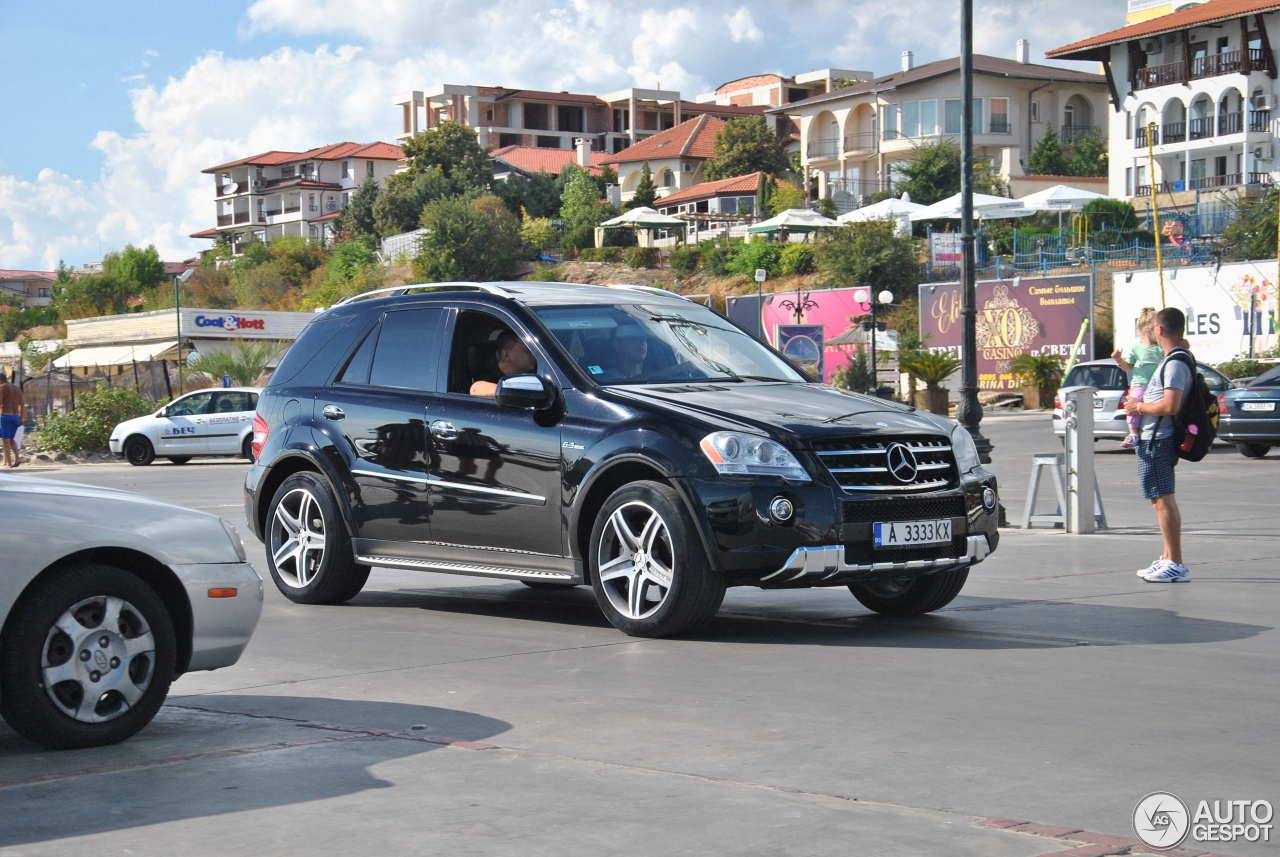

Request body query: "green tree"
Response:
[53, 272, 131, 319]
[816, 194, 839, 219]
[1221, 187, 1279, 260]
[519, 208, 560, 252]
[559, 167, 612, 251]
[768, 182, 806, 216]
[373, 167, 466, 237]
[414, 194, 523, 281]
[894, 140, 1004, 205]
[704, 116, 790, 181]
[1066, 131, 1108, 177]
[340, 176, 380, 239]
[103, 245, 165, 296]
[1081, 197, 1139, 231]
[817, 221, 919, 300]
[629, 162, 657, 209]
[189, 341, 282, 386]
[755, 172, 775, 215]
[492, 171, 562, 219]
[400, 120, 491, 191]
[1027, 126, 1070, 175]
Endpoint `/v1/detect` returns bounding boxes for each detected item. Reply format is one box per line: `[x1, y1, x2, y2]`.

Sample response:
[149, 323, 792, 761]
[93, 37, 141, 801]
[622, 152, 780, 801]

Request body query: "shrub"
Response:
[623, 247, 659, 269]
[778, 244, 817, 275]
[898, 350, 962, 390]
[1009, 352, 1064, 389]
[38, 387, 157, 452]
[726, 240, 782, 277]
[702, 242, 739, 276]
[669, 245, 702, 276]
[832, 351, 872, 392]
[600, 246, 624, 262]
[530, 263, 563, 281]
[1217, 358, 1265, 379]
[577, 248, 602, 262]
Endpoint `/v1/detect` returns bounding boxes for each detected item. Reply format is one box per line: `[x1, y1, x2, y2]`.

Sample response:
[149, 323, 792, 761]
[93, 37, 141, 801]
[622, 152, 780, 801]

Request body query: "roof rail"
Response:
[333, 282, 512, 307]
[607, 283, 693, 302]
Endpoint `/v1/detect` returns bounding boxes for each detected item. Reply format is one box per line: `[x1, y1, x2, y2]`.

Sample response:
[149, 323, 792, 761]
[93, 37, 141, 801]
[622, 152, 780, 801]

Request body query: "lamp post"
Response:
[957, 0, 993, 462]
[855, 288, 895, 394]
[778, 289, 819, 326]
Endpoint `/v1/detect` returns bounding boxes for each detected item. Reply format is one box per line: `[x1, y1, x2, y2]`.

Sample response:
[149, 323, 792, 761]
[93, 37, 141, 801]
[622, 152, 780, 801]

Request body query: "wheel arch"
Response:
[254, 449, 353, 540]
[1, 548, 194, 676]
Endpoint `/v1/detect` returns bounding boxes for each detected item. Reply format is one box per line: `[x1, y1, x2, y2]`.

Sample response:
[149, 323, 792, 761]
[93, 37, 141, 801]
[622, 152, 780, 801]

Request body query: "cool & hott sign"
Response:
[918, 274, 1093, 393]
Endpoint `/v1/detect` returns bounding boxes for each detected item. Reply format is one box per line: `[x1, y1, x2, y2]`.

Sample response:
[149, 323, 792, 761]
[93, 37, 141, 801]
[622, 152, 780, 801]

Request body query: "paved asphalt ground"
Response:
[1, 413, 1276, 857]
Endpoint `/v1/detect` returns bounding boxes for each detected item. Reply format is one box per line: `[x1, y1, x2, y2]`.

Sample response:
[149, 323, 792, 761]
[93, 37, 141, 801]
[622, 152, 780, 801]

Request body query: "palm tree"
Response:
[189, 341, 280, 387]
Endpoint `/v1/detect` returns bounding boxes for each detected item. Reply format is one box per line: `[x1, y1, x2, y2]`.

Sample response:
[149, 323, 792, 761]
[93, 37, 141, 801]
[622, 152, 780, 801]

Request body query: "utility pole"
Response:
[175, 274, 184, 395]
[956, 0, 992, 462]
[1147, 121, 1166, 306]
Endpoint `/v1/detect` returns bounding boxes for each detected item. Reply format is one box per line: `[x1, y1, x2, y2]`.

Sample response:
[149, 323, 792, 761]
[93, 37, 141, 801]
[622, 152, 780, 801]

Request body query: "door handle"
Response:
[322, 404, 345, 420]
[429, 419, 458, 440]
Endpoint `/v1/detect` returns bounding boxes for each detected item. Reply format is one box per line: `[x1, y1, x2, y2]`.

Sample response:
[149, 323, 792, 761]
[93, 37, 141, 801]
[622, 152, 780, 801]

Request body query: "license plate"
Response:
[1242, 401, 1276, 412]
[1093, 399, 1105, 409]
[873, 519, 952, 548]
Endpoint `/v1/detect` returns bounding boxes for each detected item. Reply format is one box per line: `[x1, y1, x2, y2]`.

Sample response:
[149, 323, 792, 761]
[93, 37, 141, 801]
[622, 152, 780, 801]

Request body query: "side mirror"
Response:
[495, 375, 554, 411]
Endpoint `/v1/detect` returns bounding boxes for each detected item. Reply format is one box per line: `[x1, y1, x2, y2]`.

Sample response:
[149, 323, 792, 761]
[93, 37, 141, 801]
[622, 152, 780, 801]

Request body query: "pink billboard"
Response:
[762, 288, 871, 382]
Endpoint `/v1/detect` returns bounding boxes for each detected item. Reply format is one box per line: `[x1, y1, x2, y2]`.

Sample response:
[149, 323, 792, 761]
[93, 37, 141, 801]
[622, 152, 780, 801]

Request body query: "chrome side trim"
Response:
[412, 539, 561, 558]
[356, 555, 572, 580]
[761, 534, 991, 583]
[351, 468, 546, 504]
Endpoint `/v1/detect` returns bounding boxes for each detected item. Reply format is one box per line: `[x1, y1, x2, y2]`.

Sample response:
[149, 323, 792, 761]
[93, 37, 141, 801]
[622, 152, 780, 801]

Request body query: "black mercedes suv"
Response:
[244, 282, 999, 637]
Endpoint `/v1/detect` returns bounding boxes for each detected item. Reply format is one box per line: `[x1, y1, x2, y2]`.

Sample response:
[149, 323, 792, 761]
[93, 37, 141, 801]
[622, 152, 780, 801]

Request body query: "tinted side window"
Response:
[369, 308, 445, 390]
[168, 392, 213, 417]
[1253, 365, 1280, 387]
[336, 327, 378, 384]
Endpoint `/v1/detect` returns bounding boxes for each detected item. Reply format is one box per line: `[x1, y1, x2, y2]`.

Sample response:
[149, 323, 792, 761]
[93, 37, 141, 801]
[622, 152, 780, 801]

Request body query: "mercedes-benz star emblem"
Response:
[885, 442, 919, 483]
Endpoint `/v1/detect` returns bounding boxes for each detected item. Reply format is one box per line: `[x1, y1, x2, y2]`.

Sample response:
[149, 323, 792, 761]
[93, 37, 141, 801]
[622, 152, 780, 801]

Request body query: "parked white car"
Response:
[109, 387, 261, 466]
[0, 474, 262, 748]
[1051, 358, 1230, 442]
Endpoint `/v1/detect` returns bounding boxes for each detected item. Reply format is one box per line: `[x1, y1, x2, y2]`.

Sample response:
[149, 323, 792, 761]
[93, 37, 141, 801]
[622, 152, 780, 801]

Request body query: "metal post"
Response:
[1249, 291, 1257, 358]
[175, 276, 184, 394]
[1147, 122, 1166, 306]
[869, 298, 878, 394]
[1063, 387, 1097, 534]
[956, 0, 992, 462]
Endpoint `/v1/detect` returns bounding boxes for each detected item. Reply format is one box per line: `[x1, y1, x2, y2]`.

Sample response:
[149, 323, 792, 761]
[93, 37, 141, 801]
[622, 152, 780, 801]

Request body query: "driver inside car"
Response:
[612, 328, 650, 381]
[470, 331, 537, 397]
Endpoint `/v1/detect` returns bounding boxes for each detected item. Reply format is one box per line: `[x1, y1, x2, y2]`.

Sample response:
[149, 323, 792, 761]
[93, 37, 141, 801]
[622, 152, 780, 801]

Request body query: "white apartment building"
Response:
[193, 142, 403, 254]
[1049, 0, 1280, 208]
[774, 44, 1108, 211]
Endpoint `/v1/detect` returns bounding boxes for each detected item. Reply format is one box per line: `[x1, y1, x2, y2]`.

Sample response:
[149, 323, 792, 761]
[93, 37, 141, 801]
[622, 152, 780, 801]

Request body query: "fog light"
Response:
[769, 496, 794, 522]
[982, 487, 997, 510]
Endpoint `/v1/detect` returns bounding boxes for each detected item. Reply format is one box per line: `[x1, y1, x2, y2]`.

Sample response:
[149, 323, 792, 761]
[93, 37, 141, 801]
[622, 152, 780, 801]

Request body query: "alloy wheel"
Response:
[596, 500, 675, 620]
[41, 595, 156, 724]
[270, 487, 328, 588]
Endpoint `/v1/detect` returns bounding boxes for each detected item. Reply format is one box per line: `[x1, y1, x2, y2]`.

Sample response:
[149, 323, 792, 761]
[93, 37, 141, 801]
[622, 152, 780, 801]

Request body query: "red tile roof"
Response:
[681, 101, 769, 116]
[715, 74, 786, 95]
[1048, 0, 1280, 59]
[494, 89, 607, 106]
[309, 211, 344, 222]
[601, 116, 726, 165]
[203, 141, 403, 173]
[163, 261, 198, 275]
[489, 145, 606, 176]
[0, 269, 57, 281]
[189, 228, 219, 239]
[655, 171, 773, 208]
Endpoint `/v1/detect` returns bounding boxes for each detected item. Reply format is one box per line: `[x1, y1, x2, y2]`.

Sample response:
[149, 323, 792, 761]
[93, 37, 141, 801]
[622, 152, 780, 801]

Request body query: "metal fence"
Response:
[17, 360, 180, 419]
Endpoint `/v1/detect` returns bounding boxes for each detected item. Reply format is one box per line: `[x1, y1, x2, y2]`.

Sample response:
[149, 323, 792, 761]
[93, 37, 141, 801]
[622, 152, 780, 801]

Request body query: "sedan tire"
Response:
[266, 472, 369, 604]
[849, 568, 969, 617]
[588, 481, 724, 638]
[1236, 442, 1271, 459]
[124, 436, 155, 467]
[0, 562, 176, 749]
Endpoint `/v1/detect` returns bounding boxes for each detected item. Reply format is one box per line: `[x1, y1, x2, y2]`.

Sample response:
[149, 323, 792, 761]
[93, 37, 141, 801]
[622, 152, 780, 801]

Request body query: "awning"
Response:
[51, 341, 178, 369]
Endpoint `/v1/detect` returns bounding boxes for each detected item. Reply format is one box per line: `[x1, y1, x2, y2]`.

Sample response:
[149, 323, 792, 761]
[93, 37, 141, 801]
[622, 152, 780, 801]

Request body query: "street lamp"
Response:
[854, 288, 895, 394]
[778, 290, 819, 326]
[957, 0, 993, 462]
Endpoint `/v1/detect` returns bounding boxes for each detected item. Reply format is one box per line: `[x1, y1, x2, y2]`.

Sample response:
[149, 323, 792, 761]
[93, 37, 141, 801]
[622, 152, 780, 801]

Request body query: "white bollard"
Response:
[1063, 387, 1096, 534]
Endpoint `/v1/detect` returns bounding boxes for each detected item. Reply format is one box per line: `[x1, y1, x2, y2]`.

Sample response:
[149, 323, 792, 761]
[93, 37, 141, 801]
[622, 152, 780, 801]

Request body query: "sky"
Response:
[0, 0, 1118, 271]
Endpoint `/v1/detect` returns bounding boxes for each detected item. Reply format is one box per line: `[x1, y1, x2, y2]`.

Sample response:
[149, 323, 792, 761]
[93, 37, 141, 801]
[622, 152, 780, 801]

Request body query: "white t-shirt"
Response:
[1140, 351, 1194, 440]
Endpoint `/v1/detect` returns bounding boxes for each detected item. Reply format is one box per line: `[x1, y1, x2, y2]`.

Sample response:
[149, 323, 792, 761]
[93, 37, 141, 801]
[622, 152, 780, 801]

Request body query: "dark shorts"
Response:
[1137, 437, 1176, 500]
[0, 414, 19, 440]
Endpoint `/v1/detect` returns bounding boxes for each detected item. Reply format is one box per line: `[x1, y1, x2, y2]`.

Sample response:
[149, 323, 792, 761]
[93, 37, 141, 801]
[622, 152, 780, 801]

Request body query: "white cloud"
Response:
[726, 8, 762, 45]
[120, 74, 145, 83]
[2, 0, 1118, 270]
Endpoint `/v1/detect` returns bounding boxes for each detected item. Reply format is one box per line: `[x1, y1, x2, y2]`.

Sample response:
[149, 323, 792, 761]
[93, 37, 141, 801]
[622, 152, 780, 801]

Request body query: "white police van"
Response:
[109, 386, 261, 466]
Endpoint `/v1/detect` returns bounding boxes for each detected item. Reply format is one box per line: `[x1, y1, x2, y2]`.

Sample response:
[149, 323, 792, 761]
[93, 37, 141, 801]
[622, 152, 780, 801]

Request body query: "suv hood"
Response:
[606, 382, 951, 441]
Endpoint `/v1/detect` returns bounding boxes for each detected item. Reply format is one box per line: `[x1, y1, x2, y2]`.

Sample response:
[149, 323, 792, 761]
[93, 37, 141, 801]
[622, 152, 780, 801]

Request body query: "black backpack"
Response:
[1153, 348, 1218, 462]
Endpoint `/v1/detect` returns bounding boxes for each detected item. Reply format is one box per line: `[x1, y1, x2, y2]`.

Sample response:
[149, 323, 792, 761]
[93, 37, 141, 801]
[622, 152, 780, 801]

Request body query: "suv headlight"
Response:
[220, 519, 248, 563]
[951, 424, 982, 473]
[699, 431, 810, 481]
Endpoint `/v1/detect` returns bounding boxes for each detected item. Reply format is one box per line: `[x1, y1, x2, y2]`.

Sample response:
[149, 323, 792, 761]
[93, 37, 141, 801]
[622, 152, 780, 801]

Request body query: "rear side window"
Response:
[1253, 365, 1280, 387]
[369, 308, 445, 390]
[211, 391, 255, 412]
[1064, 364, 1126, 389]
[336, 328, 377, 385]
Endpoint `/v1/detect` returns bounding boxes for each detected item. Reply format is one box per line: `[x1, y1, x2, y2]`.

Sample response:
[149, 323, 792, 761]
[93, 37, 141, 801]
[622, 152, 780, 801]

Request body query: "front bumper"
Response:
[762, 533, 991, 587]
[108, 437, 123, 455]
[173, 561, 264, 672]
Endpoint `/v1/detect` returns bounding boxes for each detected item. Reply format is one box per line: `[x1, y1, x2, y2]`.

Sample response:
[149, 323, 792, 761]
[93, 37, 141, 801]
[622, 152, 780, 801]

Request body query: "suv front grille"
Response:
[813, 436, 957, 493]
[843, 496, 966, 523]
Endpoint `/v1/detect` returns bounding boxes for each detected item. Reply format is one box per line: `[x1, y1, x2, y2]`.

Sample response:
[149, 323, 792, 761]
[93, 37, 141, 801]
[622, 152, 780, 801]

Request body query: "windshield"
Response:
[534, 303, 806, 386]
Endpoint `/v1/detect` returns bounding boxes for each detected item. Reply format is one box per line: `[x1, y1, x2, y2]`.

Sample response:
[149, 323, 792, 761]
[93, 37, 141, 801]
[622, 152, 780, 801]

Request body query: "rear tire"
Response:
[124, 437, 154, 467]
[1237, 442, 1271, 458]
[167, 456, 191, 465]
[849, 568, 969, 617]
[0, 562, 176, 749]
[588, 481, 724, 637]
[265, 472, 370, 604]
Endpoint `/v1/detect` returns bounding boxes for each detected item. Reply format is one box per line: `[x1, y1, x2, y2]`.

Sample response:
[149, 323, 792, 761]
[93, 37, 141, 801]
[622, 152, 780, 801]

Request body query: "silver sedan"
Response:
[0, 475, 262, 749]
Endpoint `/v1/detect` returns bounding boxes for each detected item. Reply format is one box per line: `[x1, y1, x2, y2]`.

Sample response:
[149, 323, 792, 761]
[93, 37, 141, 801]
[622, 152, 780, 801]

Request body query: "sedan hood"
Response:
[606, 381, 952, 441]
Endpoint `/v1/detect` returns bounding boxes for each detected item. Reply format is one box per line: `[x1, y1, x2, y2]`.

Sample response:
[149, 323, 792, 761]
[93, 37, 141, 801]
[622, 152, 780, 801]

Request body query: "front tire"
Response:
[266, 472, 369, 604]
[0, 562, 176, 749]
[1237, 442, 1271, 458]
[124, 436, 154, 466]
[849, 568, 969, 617]
[588, 481, 723, 637]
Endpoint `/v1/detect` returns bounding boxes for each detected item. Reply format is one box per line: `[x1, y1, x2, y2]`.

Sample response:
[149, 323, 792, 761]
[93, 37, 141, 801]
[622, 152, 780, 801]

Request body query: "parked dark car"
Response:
[243, 282, 1000, 637]
[1218, 364, 1280, 458]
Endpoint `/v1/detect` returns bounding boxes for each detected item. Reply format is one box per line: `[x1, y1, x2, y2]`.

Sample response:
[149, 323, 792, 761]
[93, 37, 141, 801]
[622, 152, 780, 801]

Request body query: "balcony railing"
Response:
[1136, 48, 1273, 90]
[1249, 110, 1271, 132]
[1220, 111, 1244, 134]
[1137, 60, 1185, 89]
[1192, 49, 1245, 78]
[1134, 181, 1173, 197]
[1135, 125, 1159, 148]
[807, 137, 840, 159]
[1188, 116, 1214, 140]
[1188, 173, 1242, 190]
[1248, 171, 1275, 185]
[233, 212, 251, 224]
[844, 131, 875, 153]
[217, 214, 233, 227]
[1162, 121, 1186, 143]
[1060, 125, 1099, 143]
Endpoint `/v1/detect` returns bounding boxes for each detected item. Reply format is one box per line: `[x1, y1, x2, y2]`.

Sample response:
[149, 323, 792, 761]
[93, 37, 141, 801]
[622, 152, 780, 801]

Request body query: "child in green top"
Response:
[1112, 307, 1163, 448]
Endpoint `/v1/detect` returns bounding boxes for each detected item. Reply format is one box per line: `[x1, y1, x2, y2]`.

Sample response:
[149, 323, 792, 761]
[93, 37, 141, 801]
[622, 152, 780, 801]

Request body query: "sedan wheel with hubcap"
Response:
[265, 472, 369, 604]
[124, 437, 154, 466]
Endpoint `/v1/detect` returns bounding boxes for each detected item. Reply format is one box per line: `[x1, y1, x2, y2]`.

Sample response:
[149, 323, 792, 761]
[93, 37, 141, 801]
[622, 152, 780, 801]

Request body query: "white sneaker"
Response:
[1136, 559, 1168, 578]
[1144, 562, 1190, 582]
